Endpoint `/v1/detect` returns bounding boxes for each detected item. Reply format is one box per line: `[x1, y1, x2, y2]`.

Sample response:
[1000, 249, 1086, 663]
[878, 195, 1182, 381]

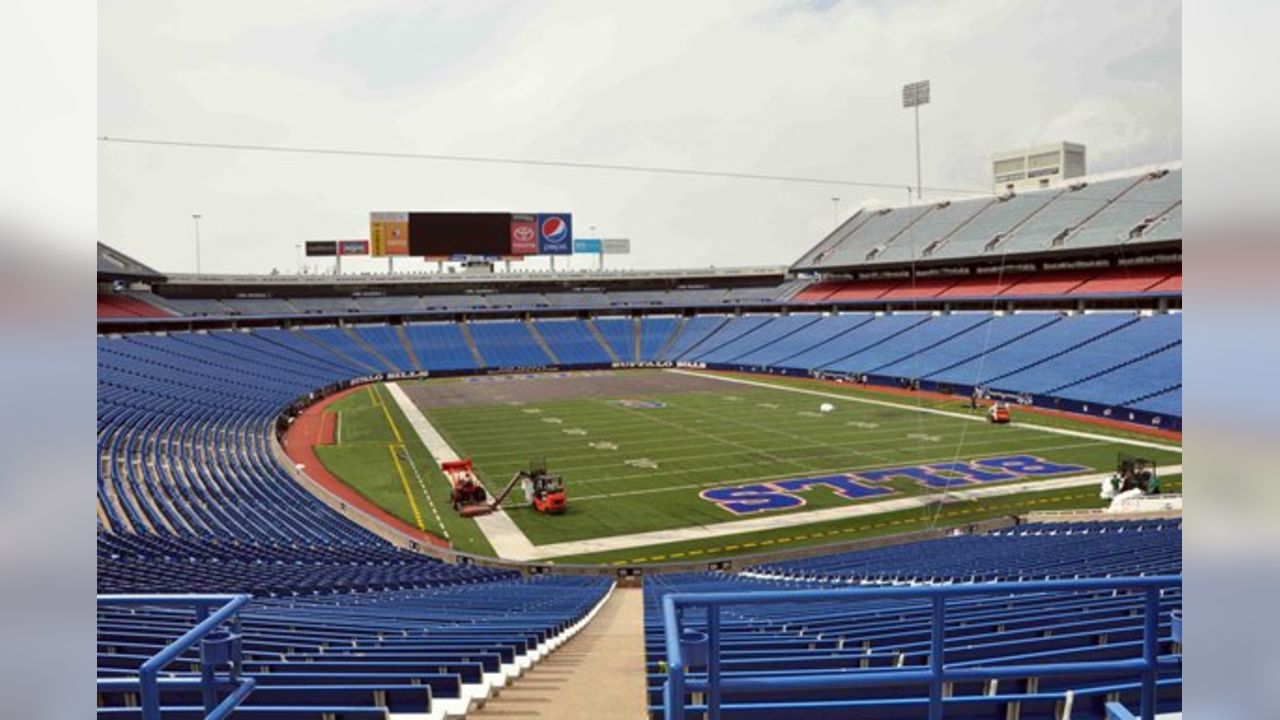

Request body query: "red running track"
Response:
[281, 385, 449, 549]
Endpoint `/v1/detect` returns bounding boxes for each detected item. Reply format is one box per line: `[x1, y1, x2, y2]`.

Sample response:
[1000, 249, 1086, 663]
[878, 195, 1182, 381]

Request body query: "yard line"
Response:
[670, 370, 1182, 454]
[398, 446, 450, 540]
[385, 383, 536, 559]
[568, 439, 1118, 498]
[597, 397, 810, 470]
[442, 419, 1112, 478]
[521, 464, 1183, 561]
[386, 444, 425, 531]
[372, 386, 404, 445]
[660, 394, 899, 468]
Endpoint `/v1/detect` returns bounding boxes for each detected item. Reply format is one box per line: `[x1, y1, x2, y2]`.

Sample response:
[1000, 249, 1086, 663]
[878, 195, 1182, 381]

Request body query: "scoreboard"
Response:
[408, 212, 510, 256]
[370, 211, 572, 258]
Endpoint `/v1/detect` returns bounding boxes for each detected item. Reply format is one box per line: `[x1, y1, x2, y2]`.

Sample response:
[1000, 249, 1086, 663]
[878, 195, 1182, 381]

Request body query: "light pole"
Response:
[830, 197, 840, 228]
[191, 214, 203, 273]
[902, 80, 930, 199]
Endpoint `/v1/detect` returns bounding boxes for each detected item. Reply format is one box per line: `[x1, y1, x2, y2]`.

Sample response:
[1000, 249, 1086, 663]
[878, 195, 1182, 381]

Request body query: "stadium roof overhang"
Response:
[794, 239, 1183, 278]
[98, 243, 167, 283]
[154, 265, 790, 299]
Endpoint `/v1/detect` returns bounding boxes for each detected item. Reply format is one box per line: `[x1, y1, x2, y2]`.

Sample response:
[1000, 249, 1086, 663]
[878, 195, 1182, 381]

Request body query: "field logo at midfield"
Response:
[700, 455, 1088, 515]
[612, 398, 666, 410]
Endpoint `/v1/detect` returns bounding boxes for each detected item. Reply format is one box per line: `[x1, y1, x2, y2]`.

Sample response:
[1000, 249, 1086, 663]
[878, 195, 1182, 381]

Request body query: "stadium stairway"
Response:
[587, 318, 626, 363]
[458, 323, 488, 369]
[98, 577, 616, 720]
[526, 320, 562, 365]
[979, 314, 1142, 388]
[349, 325, 415, 373]
[651, 317, 687, 361]
[470, 586, 648, 720]
[631, 317, 643, 362]
[299, 327, 384, 375]
[395, 324, 424, 372]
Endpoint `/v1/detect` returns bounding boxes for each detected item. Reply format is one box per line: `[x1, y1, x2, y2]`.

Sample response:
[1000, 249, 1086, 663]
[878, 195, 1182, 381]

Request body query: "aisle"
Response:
[470, 585, 648, 719]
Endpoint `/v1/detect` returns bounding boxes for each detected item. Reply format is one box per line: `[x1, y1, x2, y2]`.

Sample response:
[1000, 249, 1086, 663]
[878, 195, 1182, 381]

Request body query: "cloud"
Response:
[99, 0, 1181, 273]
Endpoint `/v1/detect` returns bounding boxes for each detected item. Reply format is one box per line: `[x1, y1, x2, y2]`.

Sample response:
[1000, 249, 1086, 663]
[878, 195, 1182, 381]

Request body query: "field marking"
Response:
[568, 439, 1114, 500]
[385, 383, 536, 559]
[371, 386, 404, 445]
[398, 446, 450, 540]
[604, 397, 805, 469]
[669, 370, 1182, 454]
[386, 444, 426, 531]
[462, 423, 1113, 486]
[527, 464, 1181, 561]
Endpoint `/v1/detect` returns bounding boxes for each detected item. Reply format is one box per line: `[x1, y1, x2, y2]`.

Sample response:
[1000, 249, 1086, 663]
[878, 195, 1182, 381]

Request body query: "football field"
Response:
[314, 370, 1182, 563]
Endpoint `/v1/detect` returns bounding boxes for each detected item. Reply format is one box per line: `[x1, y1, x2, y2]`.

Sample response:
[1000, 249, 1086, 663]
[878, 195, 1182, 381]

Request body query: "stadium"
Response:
[96, 6, 1182, 720]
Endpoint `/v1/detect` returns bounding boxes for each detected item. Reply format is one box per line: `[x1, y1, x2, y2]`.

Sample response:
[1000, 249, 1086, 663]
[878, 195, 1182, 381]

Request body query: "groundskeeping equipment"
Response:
[987, 402, 1012, 424]
[441, 458, 567, 517]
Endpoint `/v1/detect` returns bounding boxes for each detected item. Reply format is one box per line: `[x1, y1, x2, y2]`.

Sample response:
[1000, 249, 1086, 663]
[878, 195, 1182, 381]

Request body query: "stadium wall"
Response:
[693, 362, 1182, 432]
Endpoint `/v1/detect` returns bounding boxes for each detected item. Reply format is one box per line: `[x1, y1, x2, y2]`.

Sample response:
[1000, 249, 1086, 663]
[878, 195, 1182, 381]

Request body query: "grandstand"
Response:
[96, 158, 1181, 719]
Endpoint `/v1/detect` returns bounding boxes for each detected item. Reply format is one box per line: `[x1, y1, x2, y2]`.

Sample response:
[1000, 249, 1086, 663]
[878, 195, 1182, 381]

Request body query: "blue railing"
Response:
[97, 594, 255, 720]
[662, 576, 1181, 720]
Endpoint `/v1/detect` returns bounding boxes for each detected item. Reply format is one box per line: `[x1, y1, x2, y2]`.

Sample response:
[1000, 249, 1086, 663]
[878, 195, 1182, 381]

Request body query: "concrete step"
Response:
[469, 587, 647, 720]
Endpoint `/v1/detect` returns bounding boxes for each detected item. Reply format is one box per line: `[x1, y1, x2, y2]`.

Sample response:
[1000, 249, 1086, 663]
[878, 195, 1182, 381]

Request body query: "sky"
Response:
[98, 0, 1182, 275]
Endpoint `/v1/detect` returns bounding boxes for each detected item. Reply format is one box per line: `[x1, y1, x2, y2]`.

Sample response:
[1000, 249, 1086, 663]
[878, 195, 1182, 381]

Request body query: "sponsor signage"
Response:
[573, 237, 603, 254]
[510, 213, 539, 255]
[304, 240, 337, 257]
[337, 240, 369, 256]
[372, 210, 575, 257]
[370, 211, 409, 256]
[602, 237, 631, 255]
[537, 213, 573, 255]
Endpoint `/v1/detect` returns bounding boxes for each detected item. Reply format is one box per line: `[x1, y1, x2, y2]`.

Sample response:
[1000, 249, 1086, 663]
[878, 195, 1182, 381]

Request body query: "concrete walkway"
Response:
[470, 587, 648, 720]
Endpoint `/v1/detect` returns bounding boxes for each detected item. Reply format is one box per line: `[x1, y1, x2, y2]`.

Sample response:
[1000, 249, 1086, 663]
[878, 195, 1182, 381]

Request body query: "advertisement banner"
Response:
[337, 240, 370, 256]
[510, 213, 538, 255]
[536, 213, 573, 255]
[573, 238, 602, 254]
[305, 240, 337, 257]
[602, 238, 631, 255]
[370, 211, 409, 256]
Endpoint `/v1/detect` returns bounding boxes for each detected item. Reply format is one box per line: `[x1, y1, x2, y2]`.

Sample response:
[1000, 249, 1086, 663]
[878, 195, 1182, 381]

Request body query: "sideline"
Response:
[671, 369, 1183, 454]
[385, 382, 538, 560]
[279, 385, 447, 548]
[528, 464, 1182, 561]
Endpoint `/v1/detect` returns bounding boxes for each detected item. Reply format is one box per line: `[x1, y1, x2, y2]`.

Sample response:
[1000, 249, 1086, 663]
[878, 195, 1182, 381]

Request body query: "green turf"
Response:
[312, 385, 495, 555]
[414, 371, 1181, 547]
[314, 371, 1181, 563]
[556, 475, 1182, 565]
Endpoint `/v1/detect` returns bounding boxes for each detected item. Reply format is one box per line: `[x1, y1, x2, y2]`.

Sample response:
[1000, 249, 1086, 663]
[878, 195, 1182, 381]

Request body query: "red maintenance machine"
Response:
[440, 459, 567, 517]
[987, 401, 1012, 424]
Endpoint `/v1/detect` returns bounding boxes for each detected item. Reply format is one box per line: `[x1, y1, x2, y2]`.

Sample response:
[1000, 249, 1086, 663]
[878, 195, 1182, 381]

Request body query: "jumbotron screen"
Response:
[407, 212, 511, 256]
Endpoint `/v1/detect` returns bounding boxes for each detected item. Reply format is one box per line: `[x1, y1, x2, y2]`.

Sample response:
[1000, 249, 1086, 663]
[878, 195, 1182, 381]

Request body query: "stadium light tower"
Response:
[830, 197, 840, 228]
[191, 214, 203, 273]
[902, 80, 930, 199]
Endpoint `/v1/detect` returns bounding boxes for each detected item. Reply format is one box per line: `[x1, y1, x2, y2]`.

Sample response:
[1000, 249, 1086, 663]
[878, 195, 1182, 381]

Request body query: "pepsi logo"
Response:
[541, 216, 568, 242]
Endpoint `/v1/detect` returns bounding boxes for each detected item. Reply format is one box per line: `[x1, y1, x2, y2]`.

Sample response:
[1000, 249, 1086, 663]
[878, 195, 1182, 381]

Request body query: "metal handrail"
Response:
[662, 576, 1181, 720]
[97, 594, 255, 720]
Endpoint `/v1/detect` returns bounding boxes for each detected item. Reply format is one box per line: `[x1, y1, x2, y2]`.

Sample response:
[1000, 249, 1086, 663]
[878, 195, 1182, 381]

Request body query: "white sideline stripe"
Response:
[526, 464, 1182, 561]
[385, 383, 538, 560]
[668, 369, 1183, 454]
